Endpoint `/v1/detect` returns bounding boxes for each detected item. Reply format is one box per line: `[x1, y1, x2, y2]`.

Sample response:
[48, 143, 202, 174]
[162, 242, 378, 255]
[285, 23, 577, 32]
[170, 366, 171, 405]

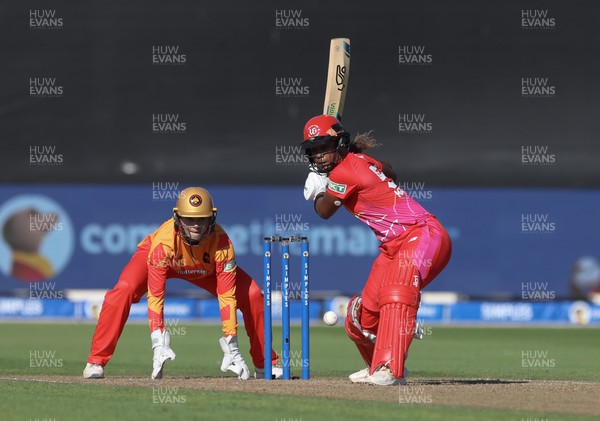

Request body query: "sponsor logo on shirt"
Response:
[224, 260, 237, 272]
[177, 268, 208, 276]
[327, 181, 347, 194]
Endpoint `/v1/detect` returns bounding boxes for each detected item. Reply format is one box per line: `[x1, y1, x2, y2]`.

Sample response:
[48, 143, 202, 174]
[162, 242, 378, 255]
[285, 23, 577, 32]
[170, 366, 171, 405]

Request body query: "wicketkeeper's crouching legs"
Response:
[87, 240, 150, 366]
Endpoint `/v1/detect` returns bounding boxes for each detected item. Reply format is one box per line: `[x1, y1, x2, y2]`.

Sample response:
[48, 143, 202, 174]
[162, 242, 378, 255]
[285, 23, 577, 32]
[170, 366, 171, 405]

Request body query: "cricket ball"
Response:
[323, 311, 338, 326]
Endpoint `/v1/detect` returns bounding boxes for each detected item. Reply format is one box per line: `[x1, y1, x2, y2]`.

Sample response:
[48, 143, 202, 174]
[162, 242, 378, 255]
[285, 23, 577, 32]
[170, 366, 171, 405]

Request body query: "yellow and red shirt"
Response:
[145, 220, 238, 336]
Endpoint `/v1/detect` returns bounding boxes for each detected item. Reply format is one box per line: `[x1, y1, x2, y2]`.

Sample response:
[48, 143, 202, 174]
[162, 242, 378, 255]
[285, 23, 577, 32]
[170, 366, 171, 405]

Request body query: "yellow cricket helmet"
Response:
[173, 187, 217, 218]
[173, 187, 217, 245]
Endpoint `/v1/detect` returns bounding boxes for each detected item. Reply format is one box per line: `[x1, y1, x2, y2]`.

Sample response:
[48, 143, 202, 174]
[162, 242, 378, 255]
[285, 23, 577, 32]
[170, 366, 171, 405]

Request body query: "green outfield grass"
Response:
[1, 322, 599, 420]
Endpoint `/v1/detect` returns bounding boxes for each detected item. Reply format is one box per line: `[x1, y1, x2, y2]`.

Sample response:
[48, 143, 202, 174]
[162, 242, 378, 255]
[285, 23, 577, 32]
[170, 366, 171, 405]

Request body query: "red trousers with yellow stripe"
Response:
[86, 241, 277, 369]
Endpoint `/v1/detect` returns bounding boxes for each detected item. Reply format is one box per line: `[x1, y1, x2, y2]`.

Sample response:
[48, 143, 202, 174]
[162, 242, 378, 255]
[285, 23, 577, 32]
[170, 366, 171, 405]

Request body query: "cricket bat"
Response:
[323, 38, 350, 121]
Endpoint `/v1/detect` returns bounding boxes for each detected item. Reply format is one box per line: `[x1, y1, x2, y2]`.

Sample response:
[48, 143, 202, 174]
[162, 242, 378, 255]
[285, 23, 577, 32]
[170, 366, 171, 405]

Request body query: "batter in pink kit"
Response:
[301, 115, 452, 386]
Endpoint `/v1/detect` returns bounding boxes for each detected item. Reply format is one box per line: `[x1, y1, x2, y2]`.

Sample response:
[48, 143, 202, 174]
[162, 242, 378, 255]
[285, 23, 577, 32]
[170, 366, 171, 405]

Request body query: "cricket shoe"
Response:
[349, 367, 370, 383]
[365, 366, 407, 386]
[349, 366, 410, 383]
[83, 363, 104, 379]
[254, 365, 284, 379]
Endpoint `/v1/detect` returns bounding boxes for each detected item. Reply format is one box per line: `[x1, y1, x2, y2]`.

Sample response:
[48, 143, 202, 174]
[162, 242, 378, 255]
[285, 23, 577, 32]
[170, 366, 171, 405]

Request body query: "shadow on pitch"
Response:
[415, 379, 530, 386]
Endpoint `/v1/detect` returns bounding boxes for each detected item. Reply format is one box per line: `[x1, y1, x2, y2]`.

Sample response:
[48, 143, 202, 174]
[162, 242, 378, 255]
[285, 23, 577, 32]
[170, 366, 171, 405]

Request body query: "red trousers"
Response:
[360, 216, 452, 375]
[362, 217, 452, 318]
[87, 242, 277, 369]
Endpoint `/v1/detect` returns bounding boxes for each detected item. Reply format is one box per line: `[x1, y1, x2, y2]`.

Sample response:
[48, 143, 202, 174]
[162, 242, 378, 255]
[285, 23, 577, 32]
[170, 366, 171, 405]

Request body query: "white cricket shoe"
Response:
[83, 363, 104, 379]
[349, 367, 370, 383]
[365, 366, 407, 386]
[254, 365, 284, 379]
[350, 366, 409, 383]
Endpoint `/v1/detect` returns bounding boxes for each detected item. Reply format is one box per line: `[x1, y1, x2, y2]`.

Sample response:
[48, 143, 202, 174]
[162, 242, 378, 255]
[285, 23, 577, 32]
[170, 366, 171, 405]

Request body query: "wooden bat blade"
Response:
[323, 38, 350, 121]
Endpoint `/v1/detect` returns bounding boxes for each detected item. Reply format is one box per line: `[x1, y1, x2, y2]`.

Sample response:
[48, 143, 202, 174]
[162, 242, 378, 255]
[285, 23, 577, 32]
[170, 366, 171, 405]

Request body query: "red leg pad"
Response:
[370, 261, 421, 378]
[344, 296, 375, 367]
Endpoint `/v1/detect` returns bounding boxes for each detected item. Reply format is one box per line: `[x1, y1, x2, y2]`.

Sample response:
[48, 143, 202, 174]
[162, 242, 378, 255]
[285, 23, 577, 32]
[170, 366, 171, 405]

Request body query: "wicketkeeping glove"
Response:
[303, 172, 329, 201]
[219, 335, 250, 380]
[150, 329, 176, 380]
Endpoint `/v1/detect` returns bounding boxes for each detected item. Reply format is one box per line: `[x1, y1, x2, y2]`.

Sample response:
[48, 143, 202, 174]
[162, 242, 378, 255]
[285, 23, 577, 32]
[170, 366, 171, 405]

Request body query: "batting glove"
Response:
[304, 172, 329, 201]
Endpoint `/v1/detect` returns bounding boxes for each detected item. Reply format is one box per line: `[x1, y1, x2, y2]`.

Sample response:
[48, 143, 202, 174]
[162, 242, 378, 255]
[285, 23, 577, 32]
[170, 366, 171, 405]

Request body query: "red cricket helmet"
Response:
[301, 115, 349, 150]
[300, 115, 350, 174]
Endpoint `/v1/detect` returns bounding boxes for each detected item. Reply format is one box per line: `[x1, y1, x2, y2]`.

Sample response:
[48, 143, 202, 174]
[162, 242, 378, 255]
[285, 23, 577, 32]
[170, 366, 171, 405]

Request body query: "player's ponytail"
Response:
[349, 131, 379, 153]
